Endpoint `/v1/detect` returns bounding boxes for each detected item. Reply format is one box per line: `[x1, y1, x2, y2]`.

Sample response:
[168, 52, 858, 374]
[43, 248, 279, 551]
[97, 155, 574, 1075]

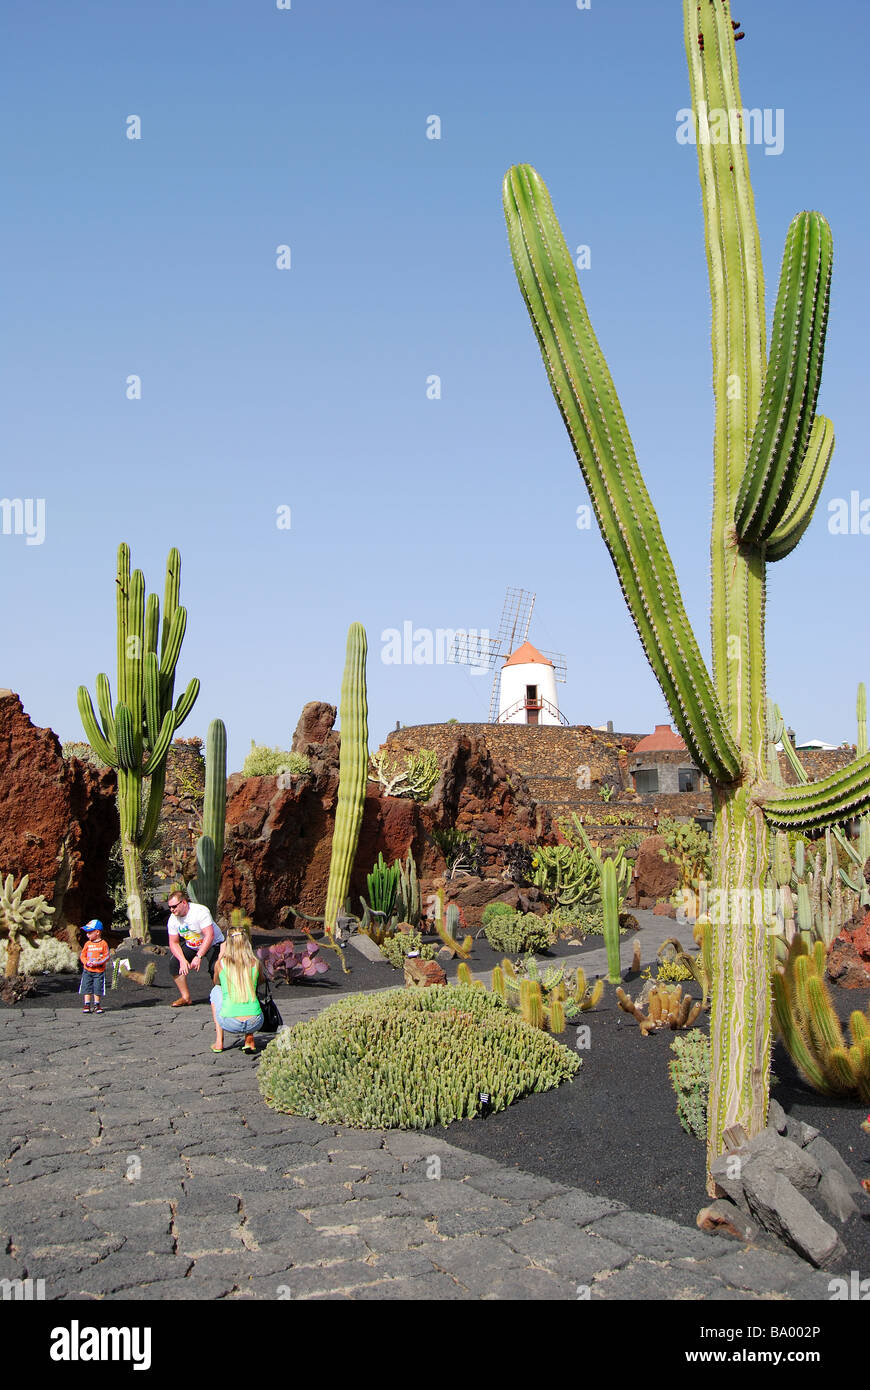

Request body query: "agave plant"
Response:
[503, 1, 870, 1185]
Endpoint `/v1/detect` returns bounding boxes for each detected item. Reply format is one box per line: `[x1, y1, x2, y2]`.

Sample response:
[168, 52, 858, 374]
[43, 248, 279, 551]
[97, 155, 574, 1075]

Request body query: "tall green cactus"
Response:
[78, 544, 199, 941]
[503, 2, 870, 1186]
[188, 719, 227, 919]
[568, 817, 627, 984]
[324, 623, 369, 936]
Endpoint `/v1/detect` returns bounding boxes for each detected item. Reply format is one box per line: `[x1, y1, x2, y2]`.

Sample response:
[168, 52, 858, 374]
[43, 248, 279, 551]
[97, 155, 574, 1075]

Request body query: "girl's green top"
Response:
[218, 964, 260, 1018]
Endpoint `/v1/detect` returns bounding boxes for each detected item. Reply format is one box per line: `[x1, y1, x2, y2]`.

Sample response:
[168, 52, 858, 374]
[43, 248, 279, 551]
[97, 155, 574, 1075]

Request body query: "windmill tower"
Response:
[450, 587, 568, 725]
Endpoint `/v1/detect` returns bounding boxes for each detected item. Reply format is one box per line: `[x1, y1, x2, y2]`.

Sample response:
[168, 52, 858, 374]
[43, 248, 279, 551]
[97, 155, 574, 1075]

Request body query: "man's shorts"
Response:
[170, 940, 218, 977]
[79, 970, 106, 996]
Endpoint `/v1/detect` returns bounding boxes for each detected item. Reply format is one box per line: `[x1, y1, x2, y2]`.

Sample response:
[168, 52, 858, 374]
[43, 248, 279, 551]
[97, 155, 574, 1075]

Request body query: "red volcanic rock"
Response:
[634, 836, 681, 902]
[219, 719, 550, 931]
[291, 701, 340, 762]
[652, 901, 677, 918]
[404, 958, 447, 988]
[0, 691, 118, 934]
[827, 914, 870, 989]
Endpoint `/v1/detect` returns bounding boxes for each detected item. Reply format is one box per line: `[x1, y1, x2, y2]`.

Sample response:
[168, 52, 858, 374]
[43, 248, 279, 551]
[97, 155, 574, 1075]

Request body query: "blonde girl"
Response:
[209, 929, 263, 1054]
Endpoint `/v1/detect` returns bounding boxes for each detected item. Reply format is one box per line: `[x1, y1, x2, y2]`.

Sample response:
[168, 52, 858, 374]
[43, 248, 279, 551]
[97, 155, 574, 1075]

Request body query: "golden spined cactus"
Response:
[617, 983, 702, 1037]
[564, 966, 604, 1017]
[655, 931, 713, 1011]
[772, 936, 870, 1104]
[520, 978, 545, 1031]
[434, 902, 473, 960]
[125, 962, 157, 988]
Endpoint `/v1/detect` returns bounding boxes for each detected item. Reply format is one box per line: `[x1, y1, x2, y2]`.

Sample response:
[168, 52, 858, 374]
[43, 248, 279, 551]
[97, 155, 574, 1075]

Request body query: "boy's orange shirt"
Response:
[80, 939, 110, 973]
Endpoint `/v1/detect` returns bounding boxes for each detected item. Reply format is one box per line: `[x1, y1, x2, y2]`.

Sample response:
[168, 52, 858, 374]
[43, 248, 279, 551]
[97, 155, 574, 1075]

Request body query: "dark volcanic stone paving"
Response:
[0, 997, 834, 1301]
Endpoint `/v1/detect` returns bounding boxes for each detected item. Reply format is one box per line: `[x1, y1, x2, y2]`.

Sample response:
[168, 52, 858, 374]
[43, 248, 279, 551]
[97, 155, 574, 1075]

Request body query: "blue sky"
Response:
[2, 0, 868, 772]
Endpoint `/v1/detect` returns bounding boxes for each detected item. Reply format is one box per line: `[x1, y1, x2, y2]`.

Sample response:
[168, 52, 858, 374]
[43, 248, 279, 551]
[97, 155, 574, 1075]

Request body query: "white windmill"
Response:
[450, 587, 568, 725]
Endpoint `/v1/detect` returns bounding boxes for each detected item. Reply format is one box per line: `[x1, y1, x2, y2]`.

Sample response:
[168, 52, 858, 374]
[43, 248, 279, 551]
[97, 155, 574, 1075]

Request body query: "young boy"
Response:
[79, 920, 110, 1014]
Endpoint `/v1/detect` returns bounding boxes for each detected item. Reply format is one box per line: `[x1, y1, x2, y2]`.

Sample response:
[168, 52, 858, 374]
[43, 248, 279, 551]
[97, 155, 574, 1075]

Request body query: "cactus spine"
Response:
[502, 1, 870, 1186]
[188, 719, 227, 918]
[78, 544, 199, 941]
[323, 623, 369, 936]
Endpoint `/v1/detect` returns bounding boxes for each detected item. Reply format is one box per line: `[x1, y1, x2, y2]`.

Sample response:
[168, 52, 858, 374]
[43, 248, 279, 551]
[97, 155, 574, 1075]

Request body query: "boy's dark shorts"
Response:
[79, 970, 106, 996]
[170, 941, 218, 977]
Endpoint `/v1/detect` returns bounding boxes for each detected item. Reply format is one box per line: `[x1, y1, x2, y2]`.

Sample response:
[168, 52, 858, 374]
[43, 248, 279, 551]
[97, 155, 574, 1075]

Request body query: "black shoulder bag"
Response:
[257, 975, 284, 1033]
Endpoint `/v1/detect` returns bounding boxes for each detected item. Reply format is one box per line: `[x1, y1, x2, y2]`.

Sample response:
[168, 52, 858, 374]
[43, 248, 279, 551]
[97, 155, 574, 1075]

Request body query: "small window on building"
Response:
[635, 768, 659, 794]
[526, 685, 538, 703]
[678, 768, 696, 793]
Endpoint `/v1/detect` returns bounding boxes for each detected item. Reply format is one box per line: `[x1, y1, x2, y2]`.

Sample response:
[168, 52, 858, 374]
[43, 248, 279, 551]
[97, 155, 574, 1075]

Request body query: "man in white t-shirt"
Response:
[166, 890, 225, 1007]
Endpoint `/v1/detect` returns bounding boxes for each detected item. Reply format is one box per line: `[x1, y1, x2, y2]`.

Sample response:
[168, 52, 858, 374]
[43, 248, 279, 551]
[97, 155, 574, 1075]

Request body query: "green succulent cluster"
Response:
[366, 852, 400, 918]
[658, 818, 712, 891]
[480, 901, 517, 928]
[528, 842, 598, 907]
[257, 985, 579, 1128]
[483, 912, 555, 956]
[242, 743, 310, 778]
[669, 1030, 710, 1142]
[379, 930, 438, 969]
[369, 748, 439, 802]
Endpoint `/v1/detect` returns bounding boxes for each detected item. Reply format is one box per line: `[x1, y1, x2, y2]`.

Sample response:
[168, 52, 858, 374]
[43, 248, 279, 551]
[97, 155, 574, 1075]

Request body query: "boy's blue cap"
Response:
[84, 919, 103, 933]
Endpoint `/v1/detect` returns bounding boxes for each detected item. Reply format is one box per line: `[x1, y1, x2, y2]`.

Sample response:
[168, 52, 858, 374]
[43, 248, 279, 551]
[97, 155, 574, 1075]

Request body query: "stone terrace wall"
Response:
[781, 748, 857, 785]
[381, 723, 859, 839]
[151, 739, 206, 890]
[384, 723, 641, 785]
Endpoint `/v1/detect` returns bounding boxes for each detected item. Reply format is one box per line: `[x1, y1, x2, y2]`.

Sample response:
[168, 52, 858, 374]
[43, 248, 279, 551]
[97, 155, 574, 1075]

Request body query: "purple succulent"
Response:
[256, 939, 329, 985]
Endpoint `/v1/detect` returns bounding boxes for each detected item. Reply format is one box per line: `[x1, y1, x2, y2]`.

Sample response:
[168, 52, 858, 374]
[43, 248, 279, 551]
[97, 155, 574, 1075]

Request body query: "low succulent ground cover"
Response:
[257, 985, 580, 1128]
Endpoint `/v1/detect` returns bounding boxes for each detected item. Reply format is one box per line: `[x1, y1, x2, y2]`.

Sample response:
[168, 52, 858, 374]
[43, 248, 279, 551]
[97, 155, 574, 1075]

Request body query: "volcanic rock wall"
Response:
[0, 691, 118, 933]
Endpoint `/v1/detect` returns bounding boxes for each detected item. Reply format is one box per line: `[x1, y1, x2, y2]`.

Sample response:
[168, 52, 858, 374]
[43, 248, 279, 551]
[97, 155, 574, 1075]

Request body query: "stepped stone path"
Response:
[0, 987, 835, 1302]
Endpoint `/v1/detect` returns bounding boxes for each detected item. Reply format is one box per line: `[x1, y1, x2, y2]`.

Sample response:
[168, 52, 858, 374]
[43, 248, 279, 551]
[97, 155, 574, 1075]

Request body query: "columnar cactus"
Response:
[570, 817, 627, 984]
[323, 623, 369, 935]
[503, 2, 870, 1185]
[188, 718, 227, 919]
[78, 544, 199, 941]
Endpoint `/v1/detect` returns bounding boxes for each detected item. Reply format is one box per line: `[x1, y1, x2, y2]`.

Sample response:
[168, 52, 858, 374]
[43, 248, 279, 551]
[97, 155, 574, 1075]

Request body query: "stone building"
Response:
[628, 724, 705, 796]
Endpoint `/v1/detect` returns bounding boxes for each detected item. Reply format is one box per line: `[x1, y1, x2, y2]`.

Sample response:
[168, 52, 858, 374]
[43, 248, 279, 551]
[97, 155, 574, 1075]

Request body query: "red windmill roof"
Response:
[503, 641, 553, 668]
[632, 723, 687, 752]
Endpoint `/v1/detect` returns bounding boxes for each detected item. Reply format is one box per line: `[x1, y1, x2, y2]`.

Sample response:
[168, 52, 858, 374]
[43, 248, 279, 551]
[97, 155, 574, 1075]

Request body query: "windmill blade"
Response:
[496, 587, 536, 655]
[449, 631, 503, 669]
[488, 667, 502, 723]
[539, 649, 568, 682]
